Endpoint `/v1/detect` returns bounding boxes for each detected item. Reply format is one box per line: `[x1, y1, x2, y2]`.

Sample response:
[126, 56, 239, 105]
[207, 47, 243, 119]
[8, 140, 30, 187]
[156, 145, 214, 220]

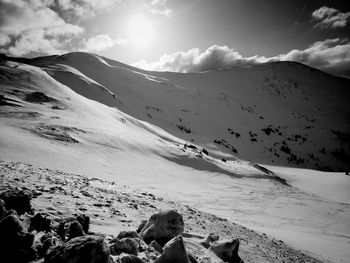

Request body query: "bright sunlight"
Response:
[128, 14, 155, 49]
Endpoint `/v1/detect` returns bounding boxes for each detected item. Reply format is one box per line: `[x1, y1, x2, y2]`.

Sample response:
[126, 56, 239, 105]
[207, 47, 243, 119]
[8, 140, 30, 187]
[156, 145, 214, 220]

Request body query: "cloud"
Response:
[312, 6, 350, 29]
[8, 29, 63, 56]
[133, 45, 277, 73]
[134, 39, 350, 77]
[280, 38, 350, 76]
[0, 0, 84, 56]
[80, 34, 126, 53]
[0, 34, 10, 46]
[147, 0, 173, 17]
[56, 0, 122, 19]
[0, 0, 82, 35]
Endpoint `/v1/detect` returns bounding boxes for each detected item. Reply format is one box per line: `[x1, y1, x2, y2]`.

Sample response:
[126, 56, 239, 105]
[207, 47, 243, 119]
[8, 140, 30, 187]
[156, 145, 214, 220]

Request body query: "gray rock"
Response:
[29, 213, 52, 232]
[209, 238, 243, 263]
[148, 240, 163, 254]
[0, 198, 6, 220]
[68, 220, 85, 240]
[0, 214, 36, 262]
[109, 238, 139, 256]
[76, 214, 90, 234]
[154, 235, 191, 263]
[117, 230, 141, 239]
[120, 254, 146, 263]
[44, 235, 110, 263]
[0, 188, 33, 215]
[139, 210, 184, 245]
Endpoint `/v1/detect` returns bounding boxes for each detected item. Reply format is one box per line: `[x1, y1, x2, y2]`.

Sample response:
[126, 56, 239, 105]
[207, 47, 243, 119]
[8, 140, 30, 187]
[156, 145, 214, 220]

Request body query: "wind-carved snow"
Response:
[0, 53, 350, 263]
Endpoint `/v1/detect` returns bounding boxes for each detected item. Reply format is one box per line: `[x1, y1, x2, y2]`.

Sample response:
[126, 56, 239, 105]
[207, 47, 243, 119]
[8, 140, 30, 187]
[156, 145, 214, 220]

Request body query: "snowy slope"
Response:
[14, 52, 349, 172]
[1, 54, 350, 263]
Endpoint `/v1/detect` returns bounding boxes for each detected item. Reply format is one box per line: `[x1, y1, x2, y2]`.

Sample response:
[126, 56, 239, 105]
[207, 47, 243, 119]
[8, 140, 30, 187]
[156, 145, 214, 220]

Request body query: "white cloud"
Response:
[280, 38, 350, 76]
[0, 0, 81, 35]
[56, 0, 122, 19]
[0, 0, 84, 56]
[80, 34, 126, 53]
[312, 6, 350, 29]
[147, 0, 173, 17]
[45, 24, 84, 37]
[134, 39, 350, 77]
[8, 29, 63, 56]
[0, 34, 10, 46]
[134, 45, 276, 73]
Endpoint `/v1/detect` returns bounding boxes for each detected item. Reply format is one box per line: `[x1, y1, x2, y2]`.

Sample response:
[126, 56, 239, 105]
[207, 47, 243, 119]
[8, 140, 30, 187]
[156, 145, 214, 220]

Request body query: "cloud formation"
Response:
[312, 6, 350, 29]
[147, 0, 173, 17]
[56, 0, 122, 19]
[134, 45, 275, 72]
[0, 0, 84, 56]
[0, 0, 125, 56]
[134, 39, 350, 77]
[81, 34, 127, 53]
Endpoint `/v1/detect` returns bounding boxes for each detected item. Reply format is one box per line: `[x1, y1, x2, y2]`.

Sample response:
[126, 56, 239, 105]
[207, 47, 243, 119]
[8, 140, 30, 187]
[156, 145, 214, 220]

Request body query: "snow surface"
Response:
[1, 53, 350, 263]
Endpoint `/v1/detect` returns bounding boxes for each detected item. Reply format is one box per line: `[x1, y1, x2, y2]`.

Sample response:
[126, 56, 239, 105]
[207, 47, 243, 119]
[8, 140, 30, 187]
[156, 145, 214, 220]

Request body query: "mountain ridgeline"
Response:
[1, 52, 350, 171]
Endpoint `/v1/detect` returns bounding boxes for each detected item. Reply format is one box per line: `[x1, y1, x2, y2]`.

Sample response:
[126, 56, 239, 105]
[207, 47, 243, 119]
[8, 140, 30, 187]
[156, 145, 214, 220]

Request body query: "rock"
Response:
[0, 188, 33, 215]
[109, 238, 139, 256]
[0, 214, 36, 262]
[76, 214, 90, 234]
[154, 236, 191, 263]
[57, 221, 68, 241]
[35, 233, 58, 258]
[139, 210, 184, 245]
[117, 231, 141, 239]
[0, 198, 6, 220]
[25, 91, 51, 103]
[44, 235, 109, 263]
[209, 238, 243, 263]
[0, 214, 24, 237]
[200, 233, 220, 248]
[136, 220, 147, 233]
[148, 240, 163, 253]
[188, 252, 199, 263]
[120, 254, 146, 263]
[29, 213, 52, 232]
[68, 220, 85, 240]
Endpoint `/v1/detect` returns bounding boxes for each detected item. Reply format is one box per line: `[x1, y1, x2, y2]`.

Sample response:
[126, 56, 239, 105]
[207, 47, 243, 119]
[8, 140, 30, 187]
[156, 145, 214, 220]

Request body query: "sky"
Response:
[0, 0, 349, 77]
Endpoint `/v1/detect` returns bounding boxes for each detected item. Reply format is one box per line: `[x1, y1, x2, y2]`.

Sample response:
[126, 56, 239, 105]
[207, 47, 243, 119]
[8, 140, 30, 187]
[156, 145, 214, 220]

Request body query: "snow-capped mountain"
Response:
[5, 52, 349, 171]
[1, 53, 350, 263]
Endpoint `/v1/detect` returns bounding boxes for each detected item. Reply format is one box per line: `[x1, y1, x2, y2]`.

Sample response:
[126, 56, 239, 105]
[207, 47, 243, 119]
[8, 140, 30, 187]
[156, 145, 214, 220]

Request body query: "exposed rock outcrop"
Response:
[139, 210, 184, 245]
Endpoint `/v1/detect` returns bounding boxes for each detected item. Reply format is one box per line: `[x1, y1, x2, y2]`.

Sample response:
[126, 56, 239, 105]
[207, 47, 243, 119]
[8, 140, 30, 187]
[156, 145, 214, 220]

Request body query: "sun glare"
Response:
[128, 15, 155, 49]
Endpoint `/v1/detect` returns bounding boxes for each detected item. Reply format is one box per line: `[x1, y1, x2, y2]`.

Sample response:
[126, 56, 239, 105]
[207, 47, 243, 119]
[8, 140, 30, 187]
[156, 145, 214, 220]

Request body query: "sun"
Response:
[128, 15, 155, 49]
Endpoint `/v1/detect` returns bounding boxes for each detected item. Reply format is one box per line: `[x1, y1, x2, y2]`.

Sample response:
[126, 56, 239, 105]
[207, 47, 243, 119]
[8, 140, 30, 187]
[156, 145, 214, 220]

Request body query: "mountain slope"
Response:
[1, 54, 350, 263]
[12, 52, 349, 171]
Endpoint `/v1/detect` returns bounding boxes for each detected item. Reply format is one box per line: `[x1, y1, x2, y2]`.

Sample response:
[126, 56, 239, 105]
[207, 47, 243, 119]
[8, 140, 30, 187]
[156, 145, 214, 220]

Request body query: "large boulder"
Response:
[109, 238, 139, 256]
[0, 188, 33, 215]
[35, 233, 59, 258]
[0, 214, 36, 262]
[76, 214, 90, 234]
[139, 210, 184, 245]
[68, 220, 85, 240]
[44, 235, 110, 263]
[29, 213, 52, 232]
[154, 235, 191, 263]
[208, 238, 243, 263]
[56, 215, 89, 241]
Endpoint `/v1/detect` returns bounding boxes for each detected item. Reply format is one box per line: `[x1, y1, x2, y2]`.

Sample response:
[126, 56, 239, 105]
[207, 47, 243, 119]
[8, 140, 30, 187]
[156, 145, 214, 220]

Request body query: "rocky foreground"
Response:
[0, 160, 326, 263]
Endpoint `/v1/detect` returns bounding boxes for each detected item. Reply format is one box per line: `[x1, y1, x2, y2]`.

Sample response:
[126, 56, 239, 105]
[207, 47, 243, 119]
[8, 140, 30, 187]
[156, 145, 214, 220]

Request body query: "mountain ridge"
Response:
[3, 52, 347, 171]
